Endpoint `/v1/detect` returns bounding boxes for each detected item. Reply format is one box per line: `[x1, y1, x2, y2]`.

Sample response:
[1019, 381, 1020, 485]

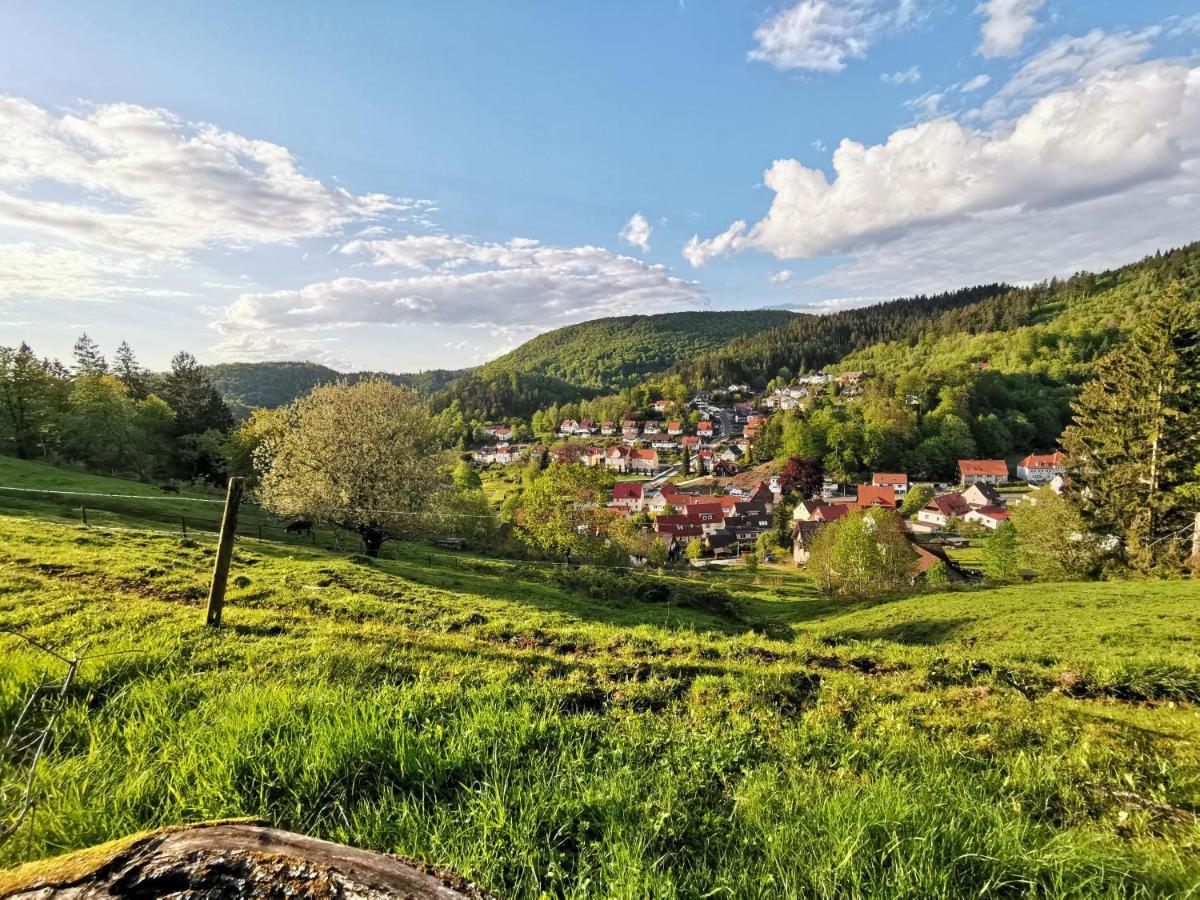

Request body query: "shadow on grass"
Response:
[832, 617, 975, 646]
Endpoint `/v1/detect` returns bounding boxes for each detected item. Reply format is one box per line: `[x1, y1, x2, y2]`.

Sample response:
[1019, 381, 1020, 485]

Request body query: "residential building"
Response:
[917, 493, 971, 528]
[963, 506, 1011, 530]
[611, 482, 644, 510]
[856, 484, 896, 509]
[958, 459, 1009, 484]
[872, 473, 909, 496]
[960, 482, 1002, 509]
[666, 420, 683, 436]
[605, 446, 659, 474]
[1017, 451, 1066, 483]
[600, 421, 616, 436]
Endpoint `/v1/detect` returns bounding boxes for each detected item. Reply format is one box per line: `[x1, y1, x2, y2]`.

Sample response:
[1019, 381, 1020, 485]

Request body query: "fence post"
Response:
[80, 506, 87, 527]
[205, 476, 244, 628]
[180, 516, 187, 537]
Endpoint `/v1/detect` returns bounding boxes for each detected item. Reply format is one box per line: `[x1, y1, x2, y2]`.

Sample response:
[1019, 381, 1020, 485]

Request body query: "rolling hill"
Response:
[205, 361, 469, 416]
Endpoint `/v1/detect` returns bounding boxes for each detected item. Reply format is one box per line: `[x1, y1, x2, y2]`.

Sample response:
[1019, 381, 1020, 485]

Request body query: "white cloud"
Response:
[961, 74, 992, 92]
[904, 89, 946, 120]
[0, 95, 421, 256]
[618, 212, 652, 253]
[208, 332, 353, 370]
[976, 0, 1044, 58]
[971, 28, 1159, 121]
[683, 60, 1200, 265]
[769, 269, 794, 284]
[748, 1, 921, 73]
[219, 237, 708, 338]
[882, 65, 922, 84]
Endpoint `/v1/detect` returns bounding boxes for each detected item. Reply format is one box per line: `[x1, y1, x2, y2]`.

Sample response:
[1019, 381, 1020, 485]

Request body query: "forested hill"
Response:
[480, 309, 800, 390]
[664, 284, 1011, 389]
[429, 309, 800, 421]
[206, 362, 468, 416]
[835, 241, 1200, 382]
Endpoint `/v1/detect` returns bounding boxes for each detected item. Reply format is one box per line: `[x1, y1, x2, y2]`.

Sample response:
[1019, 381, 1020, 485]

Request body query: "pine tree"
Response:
[113, 341, 149, 400]
[1061, 283, 1200, 571]
[680, 443, 690, 476]
[72, 333, 107, 377]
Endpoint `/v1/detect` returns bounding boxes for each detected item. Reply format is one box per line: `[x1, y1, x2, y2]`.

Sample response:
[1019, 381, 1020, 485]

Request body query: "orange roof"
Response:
[856, 484, 896, 508]
[872, 473, 908, 485]
[667, 420, 682, 429]
[1019, 451, 1065, 470]
[958, 459, 1008, 477]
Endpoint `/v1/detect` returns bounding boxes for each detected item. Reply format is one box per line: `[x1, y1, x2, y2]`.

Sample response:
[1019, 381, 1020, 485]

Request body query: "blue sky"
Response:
[1, 1, 1198, 372]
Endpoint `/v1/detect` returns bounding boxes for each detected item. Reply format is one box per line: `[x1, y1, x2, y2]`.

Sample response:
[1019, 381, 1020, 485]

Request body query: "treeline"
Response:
[0, 335, 235, 481]
[206, 361, 469, 417]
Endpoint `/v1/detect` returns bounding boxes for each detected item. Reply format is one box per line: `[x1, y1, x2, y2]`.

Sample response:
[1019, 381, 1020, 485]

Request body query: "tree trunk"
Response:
[361, 525, 386, 557]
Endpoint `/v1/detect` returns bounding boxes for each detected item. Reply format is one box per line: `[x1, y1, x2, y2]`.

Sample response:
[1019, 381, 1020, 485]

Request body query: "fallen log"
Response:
[0, 822, 492, 899]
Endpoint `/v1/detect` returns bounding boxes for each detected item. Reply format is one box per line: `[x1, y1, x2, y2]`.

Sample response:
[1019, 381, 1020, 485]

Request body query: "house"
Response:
[917, 493, 971, 528]
[600, 421, 616, 436]
[651, 439, 677, 451]
[493, 443, 517, 465]
[653, 514, 704, 539]
[666, 420, 683, 436]
[697, 449, 715, 472]
[719, 448, 741, 464]
[643, 421, 662, 435]
[1049, 474, 1067, 494]
[622, 419, 639, 431]
[837, 371, 868, 397]
[856, 484, 896, 509]
[558, 419, 578, 436]
[958, 459, 1009, 484]
[1017, 451, 1066, 483]
[680, 435, 700, 449]
[578, 419, 596, 434]
[652, 399, 670, 413]
[727, 383, 750, 394]
[872, 473, 909, 496]
[611, 482, 645, 510]
[622, 428, 640, 443]
[685, 502, 726, 533]
[960, 482, 1002, 509]
[791, 498, 826, 522]
[697, 421, 714, 438]
[963, 506, 1011, 530]
[809, 503, 851, 524]
[713, 461, 739, 477]
[792, 520, 824, 564]
[910, 543, 963, 581]
[605, 446, 659, 474]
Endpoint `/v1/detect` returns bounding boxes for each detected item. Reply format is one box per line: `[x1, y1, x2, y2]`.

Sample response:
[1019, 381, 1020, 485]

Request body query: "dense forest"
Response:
[428, 310, 800, 421]
[206, 361, 469, 417]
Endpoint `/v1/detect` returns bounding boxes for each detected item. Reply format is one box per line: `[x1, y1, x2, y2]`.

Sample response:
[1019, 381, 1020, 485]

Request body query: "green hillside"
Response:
[0, 466, 1198, 895]
[480, 309, 801, 390]
[206, 361, 469, 416]
[836, 242, 1200, 381]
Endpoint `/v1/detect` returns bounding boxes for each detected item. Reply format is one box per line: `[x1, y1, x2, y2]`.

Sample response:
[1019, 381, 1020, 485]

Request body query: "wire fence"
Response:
[0, 482, 788, 585]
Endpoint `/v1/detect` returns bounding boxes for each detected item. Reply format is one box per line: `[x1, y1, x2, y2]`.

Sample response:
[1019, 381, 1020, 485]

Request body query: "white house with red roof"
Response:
[666, 420, 683, 435]
[697, 421, 714, 438]
[871, 473, 909, 496]
[605, 446, 659, 474]
[958, 459, 1009, 485]
[611, 482, 645, 510]
[963, 506, 1011, 530]
[1017, 451, 1066, 483]
[918, 493, 972, 527]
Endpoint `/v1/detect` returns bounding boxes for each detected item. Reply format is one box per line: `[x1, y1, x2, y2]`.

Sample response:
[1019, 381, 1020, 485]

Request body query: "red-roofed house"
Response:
[559, 419, 578, 436]
[1016, 451, 1066, 483]
[652, 399, 670, 412]
[605, 446, 659, 474]
[667, 420, 683, 435]
[871, 473, 909, 496]
[611, 482, 645, 510]
[856, 484, 896, 509]
[917, 493, 971, 527]
[958, 459, 1009, 484]
[680, 435, 700, 449]
[600, 421, 616, 436]
[697, 421, 714, 437]
[963, 506, 1011, 530]
[653, 514, 704, 538]
[810, 503, 852, 523]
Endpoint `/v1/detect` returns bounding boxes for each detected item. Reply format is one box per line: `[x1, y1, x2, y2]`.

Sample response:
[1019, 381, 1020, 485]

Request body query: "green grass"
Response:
[0, 466, 1198, 896]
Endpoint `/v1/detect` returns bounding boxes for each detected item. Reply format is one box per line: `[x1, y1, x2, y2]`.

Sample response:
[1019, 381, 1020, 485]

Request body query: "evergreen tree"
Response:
[113, 341, 149, 400]
[72, 332, 107, 377]
[160, 351, 235, 439]
[680, 443, 690, 476]
[1061, 284, 1200, 571]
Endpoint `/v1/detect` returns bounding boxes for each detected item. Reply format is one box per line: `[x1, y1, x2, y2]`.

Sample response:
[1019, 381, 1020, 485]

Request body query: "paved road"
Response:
[646, 464, 680, 489]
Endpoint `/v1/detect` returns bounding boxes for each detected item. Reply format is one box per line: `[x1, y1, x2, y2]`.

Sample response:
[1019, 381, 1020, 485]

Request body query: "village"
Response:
[469, 373, 1069, 580]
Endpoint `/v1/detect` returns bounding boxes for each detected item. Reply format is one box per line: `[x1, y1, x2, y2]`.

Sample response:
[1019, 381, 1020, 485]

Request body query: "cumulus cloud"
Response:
[0, 95, 421, 256]
[976, 0, 1044, 58]
[970, 28, 1159, 121]
[882, 65, 922, 84]
[769, 269, 794, 284]
[748, 1, 921, 73]
[684, 60, 1200, 265]
[219, 237, 708, 338]
[209, 332, 353, 370]
[618, 212, 652, 252]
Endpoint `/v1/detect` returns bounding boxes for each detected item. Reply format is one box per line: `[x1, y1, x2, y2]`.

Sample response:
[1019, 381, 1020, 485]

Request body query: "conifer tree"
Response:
[1061, 283, 1200, 570]
[113, 341, 149, 400]
[71, 332, 107, 377]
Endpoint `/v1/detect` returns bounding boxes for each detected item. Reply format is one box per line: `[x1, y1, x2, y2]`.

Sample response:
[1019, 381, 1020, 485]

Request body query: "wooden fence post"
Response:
[80, 506, 87, 527]
[205, 477, 244, 628]
[180, 516, 187, 537]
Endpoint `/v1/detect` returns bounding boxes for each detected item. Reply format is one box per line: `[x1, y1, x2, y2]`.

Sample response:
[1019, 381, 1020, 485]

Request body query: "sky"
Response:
[1, 1, 1198, 373]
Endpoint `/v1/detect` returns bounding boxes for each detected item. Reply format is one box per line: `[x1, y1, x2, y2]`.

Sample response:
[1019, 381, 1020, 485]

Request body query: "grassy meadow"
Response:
[0, 462, 1198, 897]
